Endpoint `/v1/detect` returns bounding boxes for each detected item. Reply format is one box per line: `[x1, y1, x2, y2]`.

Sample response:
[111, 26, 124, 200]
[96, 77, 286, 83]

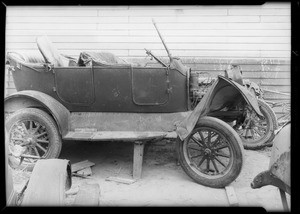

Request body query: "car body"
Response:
[4, 21, 271, 188]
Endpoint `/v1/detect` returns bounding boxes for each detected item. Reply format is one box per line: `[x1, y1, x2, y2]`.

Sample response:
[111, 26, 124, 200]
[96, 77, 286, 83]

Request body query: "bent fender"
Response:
[176, 75, 263, 140]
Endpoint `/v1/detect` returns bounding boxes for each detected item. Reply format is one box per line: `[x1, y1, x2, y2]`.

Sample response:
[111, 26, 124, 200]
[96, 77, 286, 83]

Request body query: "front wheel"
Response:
[176, 116, 244, 188]
[5, 108, 62, 171]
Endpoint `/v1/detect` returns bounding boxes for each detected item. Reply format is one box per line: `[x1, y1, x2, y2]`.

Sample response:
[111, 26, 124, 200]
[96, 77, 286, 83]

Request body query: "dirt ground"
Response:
[11, 139, 290, 210]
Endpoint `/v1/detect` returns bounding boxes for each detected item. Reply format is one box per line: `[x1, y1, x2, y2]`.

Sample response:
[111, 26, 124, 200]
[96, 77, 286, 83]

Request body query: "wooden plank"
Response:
[71, 160, 95, 173]
[98, 9, 228, 16]
[261, 51, 291, 58]
[129, 49, 261, 58]
[105, 176, 136, 184]
[6, 16, 129, 23]
[7, 9, 98, 17]
[133, 141, 145, 180]
[129, 16, 260, 23]
[74, 183, 100, 206]
[225, 186, 239, 207]
[228, 8, 290, 16]
[95, 23, 291, 30]
[261, 16, 290, 23]
[5, 42, 290, 51]
[5, 36, 291, 44]
[6, 23, 97, 30]
[129, 29, 290, 37]
[76, 167, 92, 176]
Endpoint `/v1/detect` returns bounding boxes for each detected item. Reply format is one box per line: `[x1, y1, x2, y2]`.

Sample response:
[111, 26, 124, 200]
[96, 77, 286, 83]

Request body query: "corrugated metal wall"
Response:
[5, 3, 291, 116]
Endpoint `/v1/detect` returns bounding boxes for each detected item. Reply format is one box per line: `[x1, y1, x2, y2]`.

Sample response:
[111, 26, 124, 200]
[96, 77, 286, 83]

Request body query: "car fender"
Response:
[176, 75, 263, 140]
[5, 90, 70, 137]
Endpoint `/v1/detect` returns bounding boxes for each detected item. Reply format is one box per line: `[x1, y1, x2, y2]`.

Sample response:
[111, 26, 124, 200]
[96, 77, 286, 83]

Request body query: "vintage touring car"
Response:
[5, 21, 277, 188]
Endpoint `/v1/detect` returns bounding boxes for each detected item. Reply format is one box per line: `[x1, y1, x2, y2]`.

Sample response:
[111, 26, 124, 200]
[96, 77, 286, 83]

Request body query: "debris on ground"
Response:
[225, 186, 239, 207]
[74, 182, 100, 206]
[71, 160, 95, 178]
[105, 176, 136, 185]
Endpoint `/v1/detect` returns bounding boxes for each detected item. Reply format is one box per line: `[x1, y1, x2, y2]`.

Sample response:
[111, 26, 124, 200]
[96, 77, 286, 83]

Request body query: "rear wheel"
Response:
[176, 116, 244, 188]
[6, 108, 62, 171]
[236, 99, 278, 150]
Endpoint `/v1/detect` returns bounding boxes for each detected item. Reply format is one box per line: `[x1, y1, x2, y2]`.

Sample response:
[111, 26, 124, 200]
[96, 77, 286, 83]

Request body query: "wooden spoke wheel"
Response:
[237, 99, 278, 150]
[6, 108, 62, 171]
[177, 116, 244, 188]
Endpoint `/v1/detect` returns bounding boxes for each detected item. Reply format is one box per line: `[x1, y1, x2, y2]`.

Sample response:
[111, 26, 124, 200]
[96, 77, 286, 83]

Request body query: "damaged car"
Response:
[5, 20, 276, 188]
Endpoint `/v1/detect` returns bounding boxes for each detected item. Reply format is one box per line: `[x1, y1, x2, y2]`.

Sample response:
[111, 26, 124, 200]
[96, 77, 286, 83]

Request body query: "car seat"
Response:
[36, 35, 76, 67]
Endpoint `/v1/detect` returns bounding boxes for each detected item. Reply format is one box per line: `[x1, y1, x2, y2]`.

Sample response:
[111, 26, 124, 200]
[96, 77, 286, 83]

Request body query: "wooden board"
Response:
[225, 186, 239, 207]
[71, 160, 95, 173]
[76, 167, 92, 176]
[105, 176, 136, 184]
[133, 141, 145, 180]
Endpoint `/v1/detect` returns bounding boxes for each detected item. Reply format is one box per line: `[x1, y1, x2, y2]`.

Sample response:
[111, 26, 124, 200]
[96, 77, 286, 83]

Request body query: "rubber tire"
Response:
[241, 99, 278, 150]
[6, 108, 62, 171]
[176, 116, 244, 188]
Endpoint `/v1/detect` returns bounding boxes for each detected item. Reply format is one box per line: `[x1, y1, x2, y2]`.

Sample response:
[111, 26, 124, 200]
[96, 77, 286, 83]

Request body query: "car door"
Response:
[54, 67, 95, 106]
[132, 67, 169, 106]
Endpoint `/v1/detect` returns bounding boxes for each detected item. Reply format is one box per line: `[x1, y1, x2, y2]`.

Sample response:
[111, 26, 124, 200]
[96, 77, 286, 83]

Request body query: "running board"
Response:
[63, 131, 177, 141]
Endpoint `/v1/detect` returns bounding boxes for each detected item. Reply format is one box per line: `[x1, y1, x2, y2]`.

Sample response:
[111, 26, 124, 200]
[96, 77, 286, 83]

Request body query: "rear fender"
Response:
[5, 90, 70, 137]
[177, 75, 263, 140]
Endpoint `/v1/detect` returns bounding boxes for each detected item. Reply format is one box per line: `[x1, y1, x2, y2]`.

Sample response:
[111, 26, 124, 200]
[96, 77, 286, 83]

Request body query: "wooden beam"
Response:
[71, 160, 95, 173]
[132, 141, 145, 180]
[225, 186, 239, 207]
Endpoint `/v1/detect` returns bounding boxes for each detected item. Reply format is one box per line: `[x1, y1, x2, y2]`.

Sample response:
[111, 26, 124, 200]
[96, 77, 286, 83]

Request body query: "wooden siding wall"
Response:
[5, 3, 291, 116]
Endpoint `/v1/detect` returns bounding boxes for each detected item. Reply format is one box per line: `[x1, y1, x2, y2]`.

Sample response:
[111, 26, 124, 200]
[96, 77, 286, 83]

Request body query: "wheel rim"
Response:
[183, 127, 234, 179]
[9, 119, 51, 165]
[238, 107, 269, 144]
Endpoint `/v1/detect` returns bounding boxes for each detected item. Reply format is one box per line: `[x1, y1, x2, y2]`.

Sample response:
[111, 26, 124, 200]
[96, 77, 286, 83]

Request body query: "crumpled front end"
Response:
[176, 75, 263, 140]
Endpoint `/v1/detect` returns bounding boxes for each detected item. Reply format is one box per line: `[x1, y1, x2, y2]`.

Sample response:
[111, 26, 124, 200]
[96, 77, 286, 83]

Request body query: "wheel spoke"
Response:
[214, 156, 226, 167]
[191, 136, 204, 147]
[244, 128, 251, 137]
[21, 122, 28, 134]
[211, 159, 219, 173]
[214, 144, 229, 150]
[188, 146, 202, 152]
[197, 156, 206, 167]
[206, 158, 210, 172]
[36, 132, 47, 138]
[253, 127, 265, 136]
[207, 131, 211, 144]
[11, 137, 24, 141]
[215, 151, 230, 158]
[198, 131, 205, 143]
[29, 121, 33, 130]
[190, 154, 202, 159]
[37, 139, 49, 144]
[210, 135, 220, 148]
[14, 129, 25, 136]
[250, 129, 256, 138]
[36, 143, 47, 153]
[33, 147, 41, 157]
[254, 124, 267, 130]
[32, 124, 41, 134]
[26, 157, 34, 163]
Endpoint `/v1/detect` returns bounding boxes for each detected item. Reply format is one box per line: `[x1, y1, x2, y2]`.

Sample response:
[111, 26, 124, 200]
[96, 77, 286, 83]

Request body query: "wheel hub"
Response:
[204, 148, 211, 156]
[24, 135, 37, 147]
